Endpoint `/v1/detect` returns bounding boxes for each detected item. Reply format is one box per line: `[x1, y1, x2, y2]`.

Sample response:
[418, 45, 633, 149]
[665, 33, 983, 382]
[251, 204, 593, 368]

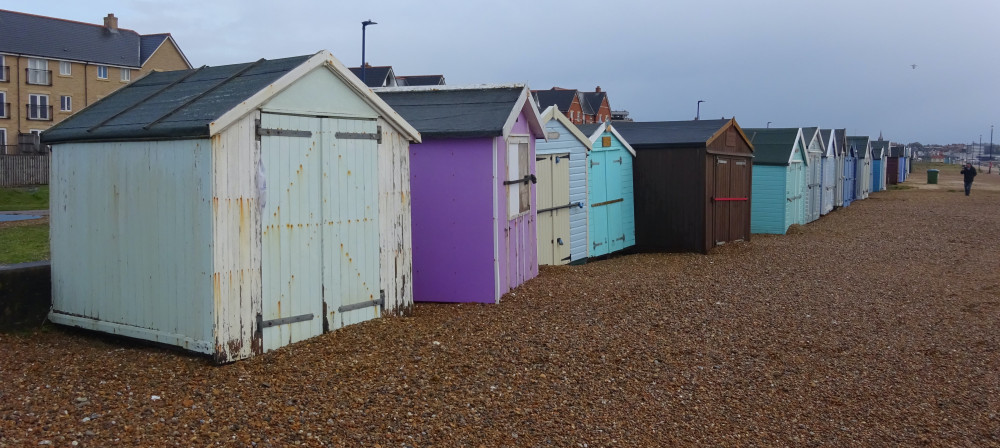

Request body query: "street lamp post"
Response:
[361, 19, 377, 85]
[766, 121, 772, 128]
[695, 100, 704, 120]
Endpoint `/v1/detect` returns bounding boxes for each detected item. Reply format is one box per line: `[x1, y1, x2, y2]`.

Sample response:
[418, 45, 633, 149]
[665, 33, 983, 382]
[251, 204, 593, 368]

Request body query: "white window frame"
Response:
[0, 91, 6, 118]
[28, 94, 49, 120]
[0, 55, 6, 82]
[60, 95, 71, 112]
[59, 61, 71, 76]
[506, 136, 531, 218]
[27, 58, 50, 85]
[0, 128, 6, 149]
[97, 65, 108, 79]
[120, 68, 130, 82]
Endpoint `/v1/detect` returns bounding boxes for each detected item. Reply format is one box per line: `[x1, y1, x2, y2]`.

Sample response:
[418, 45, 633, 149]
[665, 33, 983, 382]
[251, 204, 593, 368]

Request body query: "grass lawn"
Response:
[0, 223, 49, 264]
[0, 186, 49, 211]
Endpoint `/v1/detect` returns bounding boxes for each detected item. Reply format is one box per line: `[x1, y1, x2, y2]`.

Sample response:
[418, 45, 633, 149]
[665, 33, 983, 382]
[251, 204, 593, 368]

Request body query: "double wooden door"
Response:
[258, 113, 381, 352]
[536, 153, 571, 265]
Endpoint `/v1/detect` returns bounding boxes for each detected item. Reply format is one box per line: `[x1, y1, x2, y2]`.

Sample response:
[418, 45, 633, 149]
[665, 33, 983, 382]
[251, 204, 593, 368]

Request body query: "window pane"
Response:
[121, 68, 130, 81]
[60, 61, 71, 76]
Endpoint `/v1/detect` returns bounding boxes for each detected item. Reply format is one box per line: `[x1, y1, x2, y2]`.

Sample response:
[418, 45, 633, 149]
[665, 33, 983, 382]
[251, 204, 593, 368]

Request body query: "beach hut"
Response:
[375, 85, 545, 303]
[870, 140, 889, 191]
[849, 136, 872, 200]
[801, 127, 825, 221]
[535, 106, 591, 265]
[743, 128, 808, 234]
[820, 129, 839, 213]
[614, 119, 753, 253]
[843, 137, 857, 206]
[41, 51, 421, 362]
[577, 122, 637, 257]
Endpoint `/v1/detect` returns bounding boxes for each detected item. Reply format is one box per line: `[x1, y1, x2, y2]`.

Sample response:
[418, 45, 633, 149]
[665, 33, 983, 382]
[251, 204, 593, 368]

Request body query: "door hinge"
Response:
[335, 125, 382, 144]
[255, 119, 313, 138]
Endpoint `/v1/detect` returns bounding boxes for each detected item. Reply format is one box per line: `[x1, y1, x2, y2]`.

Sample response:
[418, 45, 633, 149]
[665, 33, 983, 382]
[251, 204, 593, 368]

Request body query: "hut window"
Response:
[602, 136, 611, 147]
[507, 141, 531, 216]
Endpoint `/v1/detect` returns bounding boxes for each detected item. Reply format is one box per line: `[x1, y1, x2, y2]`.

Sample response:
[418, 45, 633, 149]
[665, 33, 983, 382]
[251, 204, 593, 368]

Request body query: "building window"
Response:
[0, 55, 7, 82]
[120, 68, 130, 82]
[507, 139, 531, 216]
[28, 94, 50, 120]
[60, 95, 72, 112]
[27, 58, 50, 85]
[0, 91, 7, 118]
[0, 129, 6, 153]
[97, 65, 108, 79]
[59, 61, 72, 76]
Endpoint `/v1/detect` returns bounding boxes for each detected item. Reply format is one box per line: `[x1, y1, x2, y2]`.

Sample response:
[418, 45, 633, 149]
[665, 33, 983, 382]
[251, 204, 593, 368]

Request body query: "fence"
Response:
[1, 153, 50, 187]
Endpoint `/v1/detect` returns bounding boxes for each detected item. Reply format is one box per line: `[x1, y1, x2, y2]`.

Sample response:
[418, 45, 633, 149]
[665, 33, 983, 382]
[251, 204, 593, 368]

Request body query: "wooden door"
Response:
[588, 151, 609, 256]
[536, 153, 572, 265]
[536, 155, 554, 265]
[713, 157, 732, 245]
[731, 159, 750, 242]
[606, 151, 626, 252]
[260, 114, 325, 351]
[260, 114, 381, 353]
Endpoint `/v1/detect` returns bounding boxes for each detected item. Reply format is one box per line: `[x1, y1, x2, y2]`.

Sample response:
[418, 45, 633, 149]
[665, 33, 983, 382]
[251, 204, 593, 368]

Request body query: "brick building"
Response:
[532, 86, 612, 125]
[1, 9, 191, 153]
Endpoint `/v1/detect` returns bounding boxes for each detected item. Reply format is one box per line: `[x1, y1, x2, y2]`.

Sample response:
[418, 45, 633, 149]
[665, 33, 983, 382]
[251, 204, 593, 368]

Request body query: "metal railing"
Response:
[26, 104, 52, 121]
[0, 66, 9, 82]
[25, 68, 51, 86]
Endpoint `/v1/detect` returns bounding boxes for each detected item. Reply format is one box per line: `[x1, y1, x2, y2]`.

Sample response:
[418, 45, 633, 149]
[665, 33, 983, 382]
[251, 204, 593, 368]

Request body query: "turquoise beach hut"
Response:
[578, 122, 636, 258]
[744, 128, 808, 234]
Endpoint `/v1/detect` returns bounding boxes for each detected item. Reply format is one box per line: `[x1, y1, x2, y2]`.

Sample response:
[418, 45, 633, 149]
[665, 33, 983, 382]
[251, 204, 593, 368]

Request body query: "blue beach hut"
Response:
[535, 106, 592, 265]
[578, 122, 636, 257]
[744, 128, 809, 234]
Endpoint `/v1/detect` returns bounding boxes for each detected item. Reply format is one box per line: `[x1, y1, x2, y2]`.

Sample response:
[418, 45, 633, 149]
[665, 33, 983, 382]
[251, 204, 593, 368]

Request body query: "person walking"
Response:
[960, 162, 977, 196]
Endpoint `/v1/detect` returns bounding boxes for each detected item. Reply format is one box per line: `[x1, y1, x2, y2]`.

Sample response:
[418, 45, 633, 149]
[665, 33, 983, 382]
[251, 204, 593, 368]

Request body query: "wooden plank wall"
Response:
[0, 154, 50, 186]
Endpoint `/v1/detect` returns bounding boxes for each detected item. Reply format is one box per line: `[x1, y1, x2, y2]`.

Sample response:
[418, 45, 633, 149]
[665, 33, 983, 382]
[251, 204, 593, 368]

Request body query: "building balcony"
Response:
[25, 68, 52, 86]
[0, 66, 9, 82]
[26, 104, 53, 121]
[0, 102, 10, 119]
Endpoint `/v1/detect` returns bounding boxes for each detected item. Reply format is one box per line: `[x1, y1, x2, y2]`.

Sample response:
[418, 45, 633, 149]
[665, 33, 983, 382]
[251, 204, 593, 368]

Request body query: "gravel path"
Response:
[2, 166, 998, 447]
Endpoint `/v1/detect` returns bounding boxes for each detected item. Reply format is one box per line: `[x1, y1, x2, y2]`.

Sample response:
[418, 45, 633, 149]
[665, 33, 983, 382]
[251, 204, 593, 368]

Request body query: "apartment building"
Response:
[1, 9, 192, 153]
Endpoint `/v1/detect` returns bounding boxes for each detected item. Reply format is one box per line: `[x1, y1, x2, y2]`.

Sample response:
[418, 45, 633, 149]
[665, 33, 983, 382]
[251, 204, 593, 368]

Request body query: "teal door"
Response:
[588, 151, 610, 256]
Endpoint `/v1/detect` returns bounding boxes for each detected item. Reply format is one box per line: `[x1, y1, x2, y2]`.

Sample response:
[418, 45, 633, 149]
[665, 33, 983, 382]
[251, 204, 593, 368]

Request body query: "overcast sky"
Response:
[15, 0, 1000, 145]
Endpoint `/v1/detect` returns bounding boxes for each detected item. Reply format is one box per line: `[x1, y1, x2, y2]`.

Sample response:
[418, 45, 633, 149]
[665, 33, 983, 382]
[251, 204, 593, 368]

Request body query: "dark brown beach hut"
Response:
[614, 119, 754, 254]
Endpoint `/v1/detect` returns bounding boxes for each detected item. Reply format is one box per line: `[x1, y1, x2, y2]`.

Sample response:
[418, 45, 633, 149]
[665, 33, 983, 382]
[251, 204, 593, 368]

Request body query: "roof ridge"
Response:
[0, 8, 139, 34]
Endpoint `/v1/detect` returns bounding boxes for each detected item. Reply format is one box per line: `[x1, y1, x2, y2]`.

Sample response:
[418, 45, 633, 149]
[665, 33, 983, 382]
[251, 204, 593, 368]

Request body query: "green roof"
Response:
[743, 128, 801, 165]
[42, 55, 312, 143]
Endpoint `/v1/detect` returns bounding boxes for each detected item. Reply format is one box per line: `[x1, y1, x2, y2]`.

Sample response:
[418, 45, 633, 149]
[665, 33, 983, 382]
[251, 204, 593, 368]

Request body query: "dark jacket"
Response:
[961, 166, 977, 183]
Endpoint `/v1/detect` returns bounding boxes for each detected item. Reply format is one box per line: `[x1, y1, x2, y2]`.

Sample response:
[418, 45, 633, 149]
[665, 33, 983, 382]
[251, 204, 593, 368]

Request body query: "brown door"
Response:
[713, 157, 732, 245]
[730, 159, 750, 242]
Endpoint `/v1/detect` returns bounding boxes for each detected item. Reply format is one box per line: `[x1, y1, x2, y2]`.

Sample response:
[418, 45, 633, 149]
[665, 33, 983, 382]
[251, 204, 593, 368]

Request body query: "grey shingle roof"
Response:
[612, 119, 731, 148]
[581, 91, 607, 114]
[743, 128, 800, 165]
[397, 75, 445, 86]
[835, 129, 848, 156]
[375, 87, 523, 139]
[870, 140, 889, 159]
[577, 123, 600, 138]
[42, 55, 311, 143]
[847, 136, 870, 158]
[0, 9, 142, 67]
[139, 34, 168, 65]
[349, 66, 394, 87]
[533, 89, 578, 112]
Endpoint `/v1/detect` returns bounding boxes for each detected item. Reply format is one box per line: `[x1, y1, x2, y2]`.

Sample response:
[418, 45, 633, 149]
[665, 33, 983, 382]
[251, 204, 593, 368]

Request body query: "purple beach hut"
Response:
[376, 85, 546, 303]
